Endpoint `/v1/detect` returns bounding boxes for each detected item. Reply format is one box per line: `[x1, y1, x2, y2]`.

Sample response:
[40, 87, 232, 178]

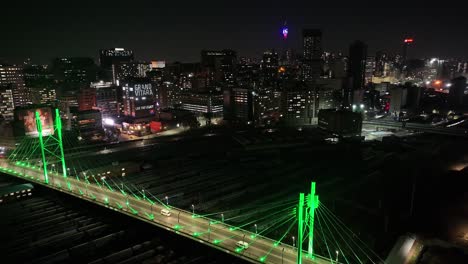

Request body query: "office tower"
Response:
[91, 81, 119, 117]
[52, 58, 97, 91]
[282, 82, 310, 126]
[78, 87, 96, 111]
[31, 87, 56, 105]
[402, 38, 414, 68]
[99, 48, 134, 82]
[201, 50, 237, 85]
[179, 92, 224, 118]
[223, 87, 254, 123]
[347, 40, 367, 105]
[303, 29, 322, 80]
[113, 62, 151, 83]
[261, 50, 279, 83]
[448, 76, 466, 109]
[23, 64, 54, 89]
[0, 85, 15, 120]
[122, 78, 155, 118]
[0, 64, 32, 107]
[375, 51, 388, 77]
[365, 56, 376, 84]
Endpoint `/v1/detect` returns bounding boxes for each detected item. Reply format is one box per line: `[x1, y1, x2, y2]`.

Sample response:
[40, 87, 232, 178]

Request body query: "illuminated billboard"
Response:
[17, 107, 54, 137]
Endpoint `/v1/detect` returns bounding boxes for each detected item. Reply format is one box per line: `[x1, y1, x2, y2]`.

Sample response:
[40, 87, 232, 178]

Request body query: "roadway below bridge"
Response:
[0, 160, 331, 264]
[363, 120, 468, 137]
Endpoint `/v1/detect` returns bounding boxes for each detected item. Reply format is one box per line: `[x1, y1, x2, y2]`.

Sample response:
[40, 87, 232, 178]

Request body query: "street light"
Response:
[221, 213, 224, 223]
[191, 204, 195, 215]
[142, 189, 145, 200]
[254, 224, 257, 234]
[335, 250, 340, 263]
[292, 236, 295, 247]
[165, 196, 169, 205]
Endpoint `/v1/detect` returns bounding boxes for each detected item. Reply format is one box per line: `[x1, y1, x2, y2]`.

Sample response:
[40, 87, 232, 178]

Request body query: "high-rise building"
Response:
[347, 40, 368, 105]
[201, 50, 237, 85]
[302, 29, 322, 80]
[0, 64, 32, 108]
[99, 48, 134, 82]
[402, 38, 414, 69]
[365, 56, 376, 84]
[448, 76, 466, 109]
[52, 58, 97, 91]
[261, 50, 279, 83]
[122, 78, 155, 118]
[179, 92, 223, 117]
[78, 87, 96, 111]
[0, 85, 15, 120]
[113, 62, 151, 84]
[91, 81, 119, 117]
[282, 83, 311, 126]
[223, 87, 254, 123]
[31, 87, 56, 105]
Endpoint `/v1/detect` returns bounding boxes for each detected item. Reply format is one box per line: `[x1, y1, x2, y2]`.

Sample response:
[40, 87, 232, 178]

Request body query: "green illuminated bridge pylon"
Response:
[34, 109, 67, 184]
[297, 182, 319, 264]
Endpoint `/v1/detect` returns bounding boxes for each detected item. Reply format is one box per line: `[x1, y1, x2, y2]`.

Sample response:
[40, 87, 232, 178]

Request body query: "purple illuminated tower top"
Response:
[282, 22, 288, 39]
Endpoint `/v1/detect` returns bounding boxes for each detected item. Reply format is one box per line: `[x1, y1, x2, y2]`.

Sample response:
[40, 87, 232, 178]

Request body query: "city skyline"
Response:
[2, 2, 468, 64]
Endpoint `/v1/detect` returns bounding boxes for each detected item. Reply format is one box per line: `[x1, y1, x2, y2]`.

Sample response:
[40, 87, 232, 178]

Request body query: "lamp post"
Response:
[292, 236, 295, 247]
[221, 213, 224, 223]
[191, 204, 195, 215]
[142, 189, 145, 200]
[335, 250, 340, 263]
[254, 224, 257, 235]
[282, 248, 285, 264]
[165, 196, 169, 205]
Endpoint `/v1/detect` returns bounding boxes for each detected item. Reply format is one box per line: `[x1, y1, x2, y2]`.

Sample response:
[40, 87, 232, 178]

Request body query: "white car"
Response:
[160, 208, 171, 216]
[236, 241, 249, 249]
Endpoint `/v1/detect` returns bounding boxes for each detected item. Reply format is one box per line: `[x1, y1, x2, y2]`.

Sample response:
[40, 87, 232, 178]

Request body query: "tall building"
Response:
[52, 58, 97, 91]
[282, 83, 311, 126]
[347, 40, 368, 105]
[31, 87, 56, 105]
[302, 29, 322, 80]
[448, 76, 466, 109]
[113, 62, 151, 84]
[0, 64, 32, 108]
[91, 81, 119, 117]
[223, 87, 254, 123]
[365, 56, 376, 84]
[261, 50, 279, 83]
[402, 38, 414, 69]
[0, 85, 15, 120]
[78, 87, 96, 111]
[122, 78, 155, 118]
[179, 92, 223, 117]
[99, 48, 134, 82]
[201, 50, 237, 85]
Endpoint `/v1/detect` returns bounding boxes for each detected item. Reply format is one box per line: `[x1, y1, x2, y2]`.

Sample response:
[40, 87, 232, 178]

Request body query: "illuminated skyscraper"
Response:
[99, 48, 134, 82]
[201, 50, 237, 85]
[303, 29, 322, 80]
[0, 64, 32, 108]
[0, 85, 15, 120]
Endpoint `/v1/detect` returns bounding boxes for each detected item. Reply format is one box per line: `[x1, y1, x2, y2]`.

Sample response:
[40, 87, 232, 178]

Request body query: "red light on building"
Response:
[404, 38, 414, 43]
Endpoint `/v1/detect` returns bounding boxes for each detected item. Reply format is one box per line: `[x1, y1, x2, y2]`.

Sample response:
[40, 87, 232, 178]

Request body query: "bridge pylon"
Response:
[297, 182, 319, 264]
[35, 109, 67, 184]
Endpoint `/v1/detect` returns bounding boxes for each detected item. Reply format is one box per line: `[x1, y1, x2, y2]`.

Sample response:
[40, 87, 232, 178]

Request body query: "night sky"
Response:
[2, 1, 468, 64]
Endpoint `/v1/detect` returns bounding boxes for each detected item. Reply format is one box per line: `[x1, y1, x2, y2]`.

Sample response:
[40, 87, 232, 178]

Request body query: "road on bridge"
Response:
[0, 161, 332, 264]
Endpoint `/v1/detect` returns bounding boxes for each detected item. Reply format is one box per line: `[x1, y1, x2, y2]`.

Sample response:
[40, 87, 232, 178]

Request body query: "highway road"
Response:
[0, 160, 331, 264]
[363, 120, 468, 137]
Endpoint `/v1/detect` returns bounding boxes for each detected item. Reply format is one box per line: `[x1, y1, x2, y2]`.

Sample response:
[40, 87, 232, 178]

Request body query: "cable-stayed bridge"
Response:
[0, 109, 385, 264]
